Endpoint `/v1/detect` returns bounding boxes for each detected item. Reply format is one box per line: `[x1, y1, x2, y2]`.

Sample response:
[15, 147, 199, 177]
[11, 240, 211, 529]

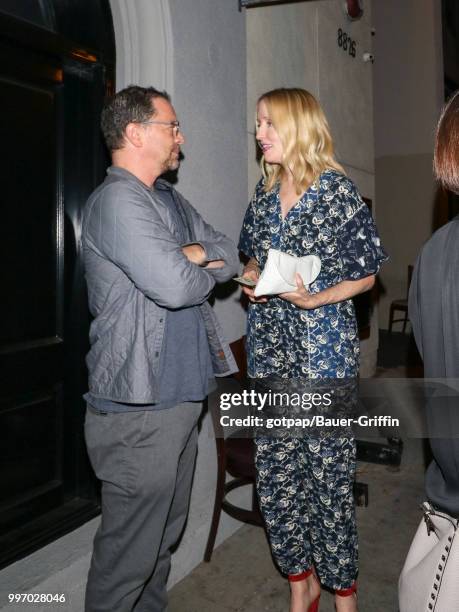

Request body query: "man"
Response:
[82, 85, 238, 612]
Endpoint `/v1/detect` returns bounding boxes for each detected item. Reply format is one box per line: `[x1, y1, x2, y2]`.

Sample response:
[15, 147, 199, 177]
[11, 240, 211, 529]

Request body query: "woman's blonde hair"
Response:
[257, 88, 344, 193]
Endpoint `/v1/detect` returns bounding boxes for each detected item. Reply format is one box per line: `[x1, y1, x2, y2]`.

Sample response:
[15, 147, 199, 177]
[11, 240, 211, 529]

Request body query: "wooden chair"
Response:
[203, 375, 263, 562]
[388, 265, 413, 333]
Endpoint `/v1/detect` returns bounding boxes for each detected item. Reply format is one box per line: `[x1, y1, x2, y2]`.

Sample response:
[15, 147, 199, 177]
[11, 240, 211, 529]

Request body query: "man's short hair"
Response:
[101, 85, 170, 152]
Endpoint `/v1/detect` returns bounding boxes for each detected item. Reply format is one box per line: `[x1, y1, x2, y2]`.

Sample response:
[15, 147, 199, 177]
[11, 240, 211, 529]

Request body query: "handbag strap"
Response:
[421, 501, 458, 611]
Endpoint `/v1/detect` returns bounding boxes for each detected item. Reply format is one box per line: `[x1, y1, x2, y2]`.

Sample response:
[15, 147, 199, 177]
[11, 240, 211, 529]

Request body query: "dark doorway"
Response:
[0, 1, 115, 568]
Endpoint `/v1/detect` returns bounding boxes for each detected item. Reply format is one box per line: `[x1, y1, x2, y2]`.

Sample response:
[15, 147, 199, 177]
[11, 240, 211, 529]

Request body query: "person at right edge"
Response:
[408, 93, 459, 537]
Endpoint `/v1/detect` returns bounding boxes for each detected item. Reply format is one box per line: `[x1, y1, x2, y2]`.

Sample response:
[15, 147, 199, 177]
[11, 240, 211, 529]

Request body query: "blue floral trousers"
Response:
[255, 434, 358, 590]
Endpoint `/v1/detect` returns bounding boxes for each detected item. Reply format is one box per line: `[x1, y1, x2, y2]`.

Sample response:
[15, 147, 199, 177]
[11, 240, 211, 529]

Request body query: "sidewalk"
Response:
[169, 436, 425, 611]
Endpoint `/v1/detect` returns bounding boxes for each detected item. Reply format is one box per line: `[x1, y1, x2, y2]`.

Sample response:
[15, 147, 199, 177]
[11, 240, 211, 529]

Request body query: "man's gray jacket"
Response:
[82, 166, 239, 404]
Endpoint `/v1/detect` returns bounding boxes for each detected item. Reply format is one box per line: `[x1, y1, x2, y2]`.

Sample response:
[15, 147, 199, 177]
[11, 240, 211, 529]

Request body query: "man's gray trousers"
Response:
[84, 402, 202, 612]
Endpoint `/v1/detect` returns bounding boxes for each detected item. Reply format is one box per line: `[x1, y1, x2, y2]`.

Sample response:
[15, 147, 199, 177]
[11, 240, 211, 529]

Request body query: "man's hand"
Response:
[204, 259, 225, 269]
[182, 244, 225, 269]
[182, 243, 207, 266]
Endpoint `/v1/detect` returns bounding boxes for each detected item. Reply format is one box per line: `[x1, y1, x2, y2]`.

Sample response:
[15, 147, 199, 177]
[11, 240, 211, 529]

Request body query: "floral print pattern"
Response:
[255, 434, 358, 590]
[238, 170, 388, 380]
[238, 170, 387, 586]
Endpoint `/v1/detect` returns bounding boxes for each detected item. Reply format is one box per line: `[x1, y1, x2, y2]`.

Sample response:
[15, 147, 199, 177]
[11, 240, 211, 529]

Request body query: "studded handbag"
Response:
[399, 501, 459, 612]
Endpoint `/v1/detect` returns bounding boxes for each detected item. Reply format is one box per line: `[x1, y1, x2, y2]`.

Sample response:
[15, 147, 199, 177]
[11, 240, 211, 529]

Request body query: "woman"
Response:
[408, 92, 459, 529]
[398, 92, 459, 612]
[238, 88, 387, 612]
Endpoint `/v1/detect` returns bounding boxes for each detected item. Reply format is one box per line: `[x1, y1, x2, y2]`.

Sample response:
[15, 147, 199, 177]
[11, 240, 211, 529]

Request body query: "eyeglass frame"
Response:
[138, 119, 181, 136]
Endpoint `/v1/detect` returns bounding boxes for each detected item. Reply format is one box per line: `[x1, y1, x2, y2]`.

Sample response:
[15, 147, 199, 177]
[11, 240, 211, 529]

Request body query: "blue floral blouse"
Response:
[238, 170, 388, 379]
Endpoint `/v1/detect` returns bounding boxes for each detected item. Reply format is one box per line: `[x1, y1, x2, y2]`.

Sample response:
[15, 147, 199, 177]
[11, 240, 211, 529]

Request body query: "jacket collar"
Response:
[107, 165, 172, 193]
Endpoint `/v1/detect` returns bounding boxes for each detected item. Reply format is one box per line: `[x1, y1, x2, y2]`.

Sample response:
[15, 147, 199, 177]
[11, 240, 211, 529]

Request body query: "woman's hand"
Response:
[241, 258, 268, 303]
[280, 274, 375, 309]
[279, 274, 319, 309]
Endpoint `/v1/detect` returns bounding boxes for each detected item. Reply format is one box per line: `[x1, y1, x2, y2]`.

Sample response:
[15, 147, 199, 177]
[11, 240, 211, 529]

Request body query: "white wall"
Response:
[109, 0, 174, 94]
[373, 0, 444, 329]
[247, 0, 378, 374]
[167, 0, 249, 584]
[168, 0, 248, 343]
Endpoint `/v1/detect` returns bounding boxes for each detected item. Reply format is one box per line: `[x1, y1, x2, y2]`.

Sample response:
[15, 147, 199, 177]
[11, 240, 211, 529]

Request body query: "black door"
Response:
[0, 5, 114, 568]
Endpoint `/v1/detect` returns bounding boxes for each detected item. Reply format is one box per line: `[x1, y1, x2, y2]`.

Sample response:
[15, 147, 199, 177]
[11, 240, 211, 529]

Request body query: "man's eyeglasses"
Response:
[140, 119, 180, 137]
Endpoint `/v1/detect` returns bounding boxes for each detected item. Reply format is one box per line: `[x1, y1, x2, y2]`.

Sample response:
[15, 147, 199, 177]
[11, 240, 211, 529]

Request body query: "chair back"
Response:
[206, 377, 244, 439]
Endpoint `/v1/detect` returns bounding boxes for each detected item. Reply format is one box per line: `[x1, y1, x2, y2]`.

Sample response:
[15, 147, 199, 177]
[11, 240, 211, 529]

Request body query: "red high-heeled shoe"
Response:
[335, 582, 357, 609]
[288, 569, 321, 612]
[335, 581, 357, 597]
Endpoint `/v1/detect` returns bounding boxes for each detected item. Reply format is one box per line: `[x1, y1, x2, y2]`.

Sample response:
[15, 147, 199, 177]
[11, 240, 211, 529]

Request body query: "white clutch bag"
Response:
[254, 249, 321, 297]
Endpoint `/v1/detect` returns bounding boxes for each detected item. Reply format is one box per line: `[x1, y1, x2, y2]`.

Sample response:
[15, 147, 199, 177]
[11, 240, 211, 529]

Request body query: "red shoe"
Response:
[335, 581, 357, 598]
[288, 569, 321, 612]
[308, 595, 320, 612]
[288, 569, 313, 582]
[335, 581, 357, 610]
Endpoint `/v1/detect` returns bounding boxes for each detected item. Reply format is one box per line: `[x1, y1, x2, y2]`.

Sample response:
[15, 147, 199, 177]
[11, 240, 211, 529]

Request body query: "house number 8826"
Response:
[337, 28, 356, 58]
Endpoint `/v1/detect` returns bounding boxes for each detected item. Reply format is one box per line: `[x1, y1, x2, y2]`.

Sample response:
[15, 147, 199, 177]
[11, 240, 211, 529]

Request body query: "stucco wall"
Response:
[168, 0, 248, 343]
[247, 0, 378, 374]
[166, 0, 249, 585]
[373, 0, 444, 329]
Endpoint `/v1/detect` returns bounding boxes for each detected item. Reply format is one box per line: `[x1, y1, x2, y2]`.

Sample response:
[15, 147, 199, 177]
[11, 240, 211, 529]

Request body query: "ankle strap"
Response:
[288, 569, 313, 582]
[336, 582, 357, 597]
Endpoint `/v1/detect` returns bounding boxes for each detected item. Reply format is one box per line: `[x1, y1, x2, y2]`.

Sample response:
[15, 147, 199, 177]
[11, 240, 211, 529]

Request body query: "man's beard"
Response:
[164, 149, 180, 172]
[168, 157, 180, 171]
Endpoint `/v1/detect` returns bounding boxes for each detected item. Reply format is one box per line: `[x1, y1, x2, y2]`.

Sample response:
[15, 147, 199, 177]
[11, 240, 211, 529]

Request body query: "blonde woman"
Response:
[238, 88, 387, 612]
